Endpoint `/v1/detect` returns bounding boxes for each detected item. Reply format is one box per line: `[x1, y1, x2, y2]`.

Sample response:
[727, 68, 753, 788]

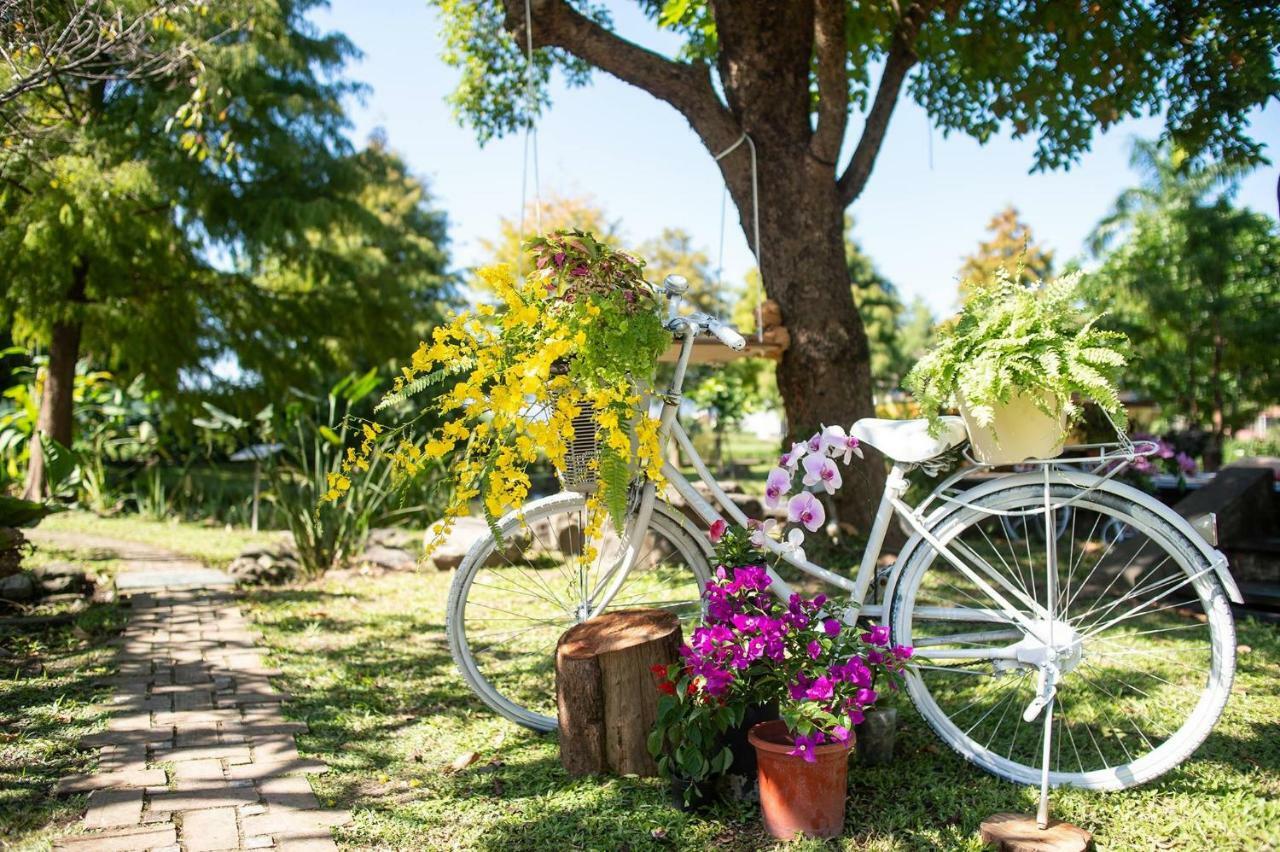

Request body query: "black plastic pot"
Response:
[854, 706, 898, 766]
[669, 777, 718, 812]
[718, 701, 780, 802]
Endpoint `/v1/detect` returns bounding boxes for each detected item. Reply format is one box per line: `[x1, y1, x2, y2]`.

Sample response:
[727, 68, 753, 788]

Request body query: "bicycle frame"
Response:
[589, 323, 1239, 662]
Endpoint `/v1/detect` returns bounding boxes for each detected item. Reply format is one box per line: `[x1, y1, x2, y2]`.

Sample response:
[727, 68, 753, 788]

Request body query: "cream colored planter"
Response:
[958, 392, 1067, 465]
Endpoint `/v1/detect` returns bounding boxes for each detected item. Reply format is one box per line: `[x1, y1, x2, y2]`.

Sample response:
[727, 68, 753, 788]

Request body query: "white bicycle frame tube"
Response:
[594, 317, 1051, 660]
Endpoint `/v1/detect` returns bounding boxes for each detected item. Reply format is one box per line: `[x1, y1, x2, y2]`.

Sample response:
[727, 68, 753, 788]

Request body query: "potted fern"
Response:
[904, 270, 1128, 465]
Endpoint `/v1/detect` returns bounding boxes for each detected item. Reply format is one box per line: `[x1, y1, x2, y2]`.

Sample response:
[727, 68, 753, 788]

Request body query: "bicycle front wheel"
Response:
[891, 481, 1235, 790]
[446, 492, 712, 732]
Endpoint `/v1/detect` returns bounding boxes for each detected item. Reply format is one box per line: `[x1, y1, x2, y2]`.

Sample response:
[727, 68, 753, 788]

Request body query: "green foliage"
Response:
[648, 662, 742, 803]
[845, 220, 934, 394]
[0, 1, 453, 431]
[0, 495, 53, 528]
[270, 377, 418, 577]
[435, 1, 1278, 171]
[905, 270, 1128, 437]
[437, 0, 602, 144]
[1084, 140, 1280, 439]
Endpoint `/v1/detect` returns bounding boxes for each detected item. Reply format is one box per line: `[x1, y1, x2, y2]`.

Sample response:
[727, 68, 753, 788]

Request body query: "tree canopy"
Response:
[1, 0, 453, 495]
[958, 205, 1055, 295]
[1085, 140, 1280, 464]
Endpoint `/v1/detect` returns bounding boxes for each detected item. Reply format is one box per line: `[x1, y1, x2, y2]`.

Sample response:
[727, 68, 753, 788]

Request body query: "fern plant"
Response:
[904, 269, 1128, 437]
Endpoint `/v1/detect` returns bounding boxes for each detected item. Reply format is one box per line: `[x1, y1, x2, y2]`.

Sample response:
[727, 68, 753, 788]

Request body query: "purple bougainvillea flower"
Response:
[1156, 439, 1174, 459]
[1132, 454, 1154, 474]
[807, 640, 822, 660]
[788, 731, 824, 763]
[821, 424, 864, 464]
[831, 725, 853, 746]
[764, 467, 792, 509]
[789, 673, 813, 701]
[855, 687, 878, 707]
[788, 492, 825, 532]
[1176, 452, 1197, 475]
[822, 618, 842, 637]
[805, 676, 835, 702]
[892, 644, 914, 660]
[802, 454, 842, 494]
[863, 624, 891, 646]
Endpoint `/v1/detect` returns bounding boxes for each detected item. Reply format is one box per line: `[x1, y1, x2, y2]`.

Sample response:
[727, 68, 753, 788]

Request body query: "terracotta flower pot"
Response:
[748, 719, 851, 840]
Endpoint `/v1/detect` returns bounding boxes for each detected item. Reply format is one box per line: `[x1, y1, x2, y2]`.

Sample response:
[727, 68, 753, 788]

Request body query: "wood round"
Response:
[979, 813, 1093, 852]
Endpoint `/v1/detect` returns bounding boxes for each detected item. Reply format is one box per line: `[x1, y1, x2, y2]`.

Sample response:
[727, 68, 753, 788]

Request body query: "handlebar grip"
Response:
[708, 318, 746, 351]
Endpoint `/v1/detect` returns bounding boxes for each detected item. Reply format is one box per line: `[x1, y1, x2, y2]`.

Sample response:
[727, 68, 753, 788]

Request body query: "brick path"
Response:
[52, 589, 348, 851]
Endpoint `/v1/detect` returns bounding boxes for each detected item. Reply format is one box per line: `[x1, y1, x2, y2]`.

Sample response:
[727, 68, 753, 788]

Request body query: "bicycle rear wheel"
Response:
[446, 492, 712, 732]
[891, 480, 1235, 789]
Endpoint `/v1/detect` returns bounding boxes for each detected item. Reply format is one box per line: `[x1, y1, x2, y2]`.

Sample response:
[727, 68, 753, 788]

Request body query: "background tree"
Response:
[0, 1, 452, 498]
[478, 191, 622, 274]
[1086, 140, 1280, 470]
[957, 205, 1055, 295]
[434, 0, 1278, 530]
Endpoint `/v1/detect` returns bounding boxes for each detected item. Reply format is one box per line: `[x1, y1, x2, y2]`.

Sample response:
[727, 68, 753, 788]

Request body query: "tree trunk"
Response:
[749, 162, 887, 531]
[23, 260, 87, 501]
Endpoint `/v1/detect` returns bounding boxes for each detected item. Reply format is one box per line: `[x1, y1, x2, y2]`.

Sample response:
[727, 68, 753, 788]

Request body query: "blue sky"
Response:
[313, 0, 1279, 317]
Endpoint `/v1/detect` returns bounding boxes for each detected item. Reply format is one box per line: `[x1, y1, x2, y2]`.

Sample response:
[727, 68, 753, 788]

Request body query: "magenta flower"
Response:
[863, 624, 890, 646]
[708, 519, 728, 543]
[779, 442, 807, 470]
[788, 491, 825, 532]
[1176, 452, 1197, 475]
[1156, 439, 1174, 459]
[822, 618, 841, 637]
[805, 676, 835, 701]
[831, 725, 853, 747]
[821, 424, 864, 464]
[1132, 455, 1154, 474]
[788, 731, 824, 763]
[802, 454, 842, 494]
[807, 640, 822, 660]
[764, 466, 791, 509]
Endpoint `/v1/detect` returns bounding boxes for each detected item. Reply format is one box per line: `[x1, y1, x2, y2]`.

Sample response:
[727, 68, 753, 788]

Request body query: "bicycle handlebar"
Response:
[707, 316, 746, 351]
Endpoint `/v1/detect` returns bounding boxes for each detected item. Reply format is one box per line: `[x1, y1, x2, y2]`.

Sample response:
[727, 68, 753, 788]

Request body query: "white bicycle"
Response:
[445, 276, 1240, 798]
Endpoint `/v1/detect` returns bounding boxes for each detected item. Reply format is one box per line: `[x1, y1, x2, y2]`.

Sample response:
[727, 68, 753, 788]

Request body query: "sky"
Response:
[312, 0, 1280, 318]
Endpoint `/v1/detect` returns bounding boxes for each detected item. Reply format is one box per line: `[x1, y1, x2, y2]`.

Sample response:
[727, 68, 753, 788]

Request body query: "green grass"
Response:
[0, 603, 128, 852]
[36, 510, 279, 565]
[241, 569, 1280, 851]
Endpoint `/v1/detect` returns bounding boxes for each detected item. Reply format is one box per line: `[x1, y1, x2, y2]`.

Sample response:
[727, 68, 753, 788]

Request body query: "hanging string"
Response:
[516, 0, 541, 278]
[713, 132, 763, 342]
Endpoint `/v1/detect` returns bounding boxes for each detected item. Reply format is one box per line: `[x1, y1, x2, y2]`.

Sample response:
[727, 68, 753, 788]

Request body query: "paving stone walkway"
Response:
[26, 530, 235, 591]
[51, 588, 348, 851]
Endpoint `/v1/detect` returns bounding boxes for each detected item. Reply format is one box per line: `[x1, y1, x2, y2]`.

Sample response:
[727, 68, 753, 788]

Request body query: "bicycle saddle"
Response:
[850, 416, 967, 463]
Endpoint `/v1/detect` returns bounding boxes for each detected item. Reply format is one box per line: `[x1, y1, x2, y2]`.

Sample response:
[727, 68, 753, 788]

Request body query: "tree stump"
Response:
[555, 609, 683, 777]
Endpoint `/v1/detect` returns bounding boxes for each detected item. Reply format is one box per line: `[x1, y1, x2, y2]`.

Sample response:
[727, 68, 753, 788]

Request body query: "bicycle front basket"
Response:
[558, 405, 599, 493]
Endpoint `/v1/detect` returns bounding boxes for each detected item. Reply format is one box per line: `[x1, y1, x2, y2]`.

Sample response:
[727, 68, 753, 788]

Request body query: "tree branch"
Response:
[810, 0, 848, 166]
[499, 0, 742, 157]
[836, 0, 937, 207]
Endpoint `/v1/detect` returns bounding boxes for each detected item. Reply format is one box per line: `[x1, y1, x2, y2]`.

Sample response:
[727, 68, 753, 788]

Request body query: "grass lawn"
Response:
[35, 510, 280, 565]
[242, 569, 1280, 851]
[0, 603, 127, 851]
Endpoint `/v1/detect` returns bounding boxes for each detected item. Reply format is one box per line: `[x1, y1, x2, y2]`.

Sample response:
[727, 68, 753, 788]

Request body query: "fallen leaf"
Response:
[449, 751, 479, 772]
[491, 777, 504, 797]
[1237, 644, 1252, 654]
